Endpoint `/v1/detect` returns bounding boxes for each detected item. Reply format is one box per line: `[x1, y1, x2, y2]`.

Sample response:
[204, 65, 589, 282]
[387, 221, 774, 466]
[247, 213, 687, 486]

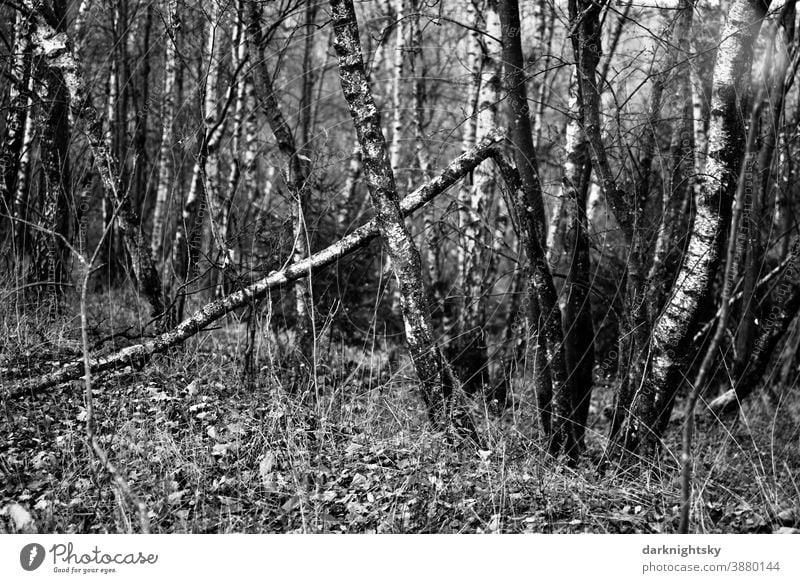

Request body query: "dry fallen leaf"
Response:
[1, 503, 37, 533]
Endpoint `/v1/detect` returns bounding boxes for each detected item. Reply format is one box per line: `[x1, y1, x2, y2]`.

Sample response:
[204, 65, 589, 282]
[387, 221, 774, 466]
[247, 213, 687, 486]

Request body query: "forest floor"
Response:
[2, 289, 800, 534]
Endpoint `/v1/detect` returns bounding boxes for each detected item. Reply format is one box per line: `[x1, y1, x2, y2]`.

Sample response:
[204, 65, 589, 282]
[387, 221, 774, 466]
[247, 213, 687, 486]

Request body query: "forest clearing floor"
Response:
[2, 290, 800, 533]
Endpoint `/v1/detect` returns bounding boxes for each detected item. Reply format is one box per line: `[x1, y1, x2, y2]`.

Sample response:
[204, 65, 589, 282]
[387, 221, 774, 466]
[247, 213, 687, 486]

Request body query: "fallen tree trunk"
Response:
[4, 130, 504, 400]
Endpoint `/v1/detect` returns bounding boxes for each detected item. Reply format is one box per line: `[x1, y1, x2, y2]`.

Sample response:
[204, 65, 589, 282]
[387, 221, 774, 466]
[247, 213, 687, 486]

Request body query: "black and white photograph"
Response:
[1, 0, 799, 562]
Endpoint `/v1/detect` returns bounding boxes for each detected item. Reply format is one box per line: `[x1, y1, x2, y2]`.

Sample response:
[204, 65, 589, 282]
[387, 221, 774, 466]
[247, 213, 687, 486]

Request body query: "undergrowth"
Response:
[1, 289, 799, 533]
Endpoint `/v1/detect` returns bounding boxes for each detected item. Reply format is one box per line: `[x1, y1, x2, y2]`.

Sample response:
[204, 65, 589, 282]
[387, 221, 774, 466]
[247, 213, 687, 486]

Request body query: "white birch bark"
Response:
[151, 0, 180, 262]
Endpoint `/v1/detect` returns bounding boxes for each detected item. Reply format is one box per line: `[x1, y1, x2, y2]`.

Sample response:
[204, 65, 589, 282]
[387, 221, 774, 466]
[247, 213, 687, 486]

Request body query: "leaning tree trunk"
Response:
[8, 130, 505, 400]
[622, 0, 772, 457]
[329, 0, 477, 439]
[23, 0, 166, 318]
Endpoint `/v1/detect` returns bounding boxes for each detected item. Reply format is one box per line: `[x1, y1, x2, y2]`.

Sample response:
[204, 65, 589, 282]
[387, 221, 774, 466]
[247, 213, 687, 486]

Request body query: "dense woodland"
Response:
[1, 0, 799, 534]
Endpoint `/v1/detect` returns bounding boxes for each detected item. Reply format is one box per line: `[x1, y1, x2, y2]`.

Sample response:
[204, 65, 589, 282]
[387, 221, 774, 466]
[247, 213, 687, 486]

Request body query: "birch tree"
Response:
[150, 0, 181, 264]
[623, 0, 773, 455]
[329, 0, 477, 437]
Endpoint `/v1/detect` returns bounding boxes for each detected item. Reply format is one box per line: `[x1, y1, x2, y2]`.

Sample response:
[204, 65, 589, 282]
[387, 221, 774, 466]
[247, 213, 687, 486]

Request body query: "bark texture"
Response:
[329, 0, 477, 438]
[622, 0, 772, 455]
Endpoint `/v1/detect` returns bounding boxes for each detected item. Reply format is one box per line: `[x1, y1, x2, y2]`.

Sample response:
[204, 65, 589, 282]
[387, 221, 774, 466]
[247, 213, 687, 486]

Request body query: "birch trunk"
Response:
[646, 2, 696, 323]
[217, 0, 250, 296]
[329, 0, 478, 438]
[623, 0, 772, 455]
[1, 12, 32, 252]
[453, 0, 501, 397]
[388, 0, 406, 174]
[150, 0, 181, 263]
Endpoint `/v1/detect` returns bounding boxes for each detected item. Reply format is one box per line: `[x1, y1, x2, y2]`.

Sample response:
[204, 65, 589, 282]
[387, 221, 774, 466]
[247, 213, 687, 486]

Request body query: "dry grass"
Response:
[1, 289, 799, 533]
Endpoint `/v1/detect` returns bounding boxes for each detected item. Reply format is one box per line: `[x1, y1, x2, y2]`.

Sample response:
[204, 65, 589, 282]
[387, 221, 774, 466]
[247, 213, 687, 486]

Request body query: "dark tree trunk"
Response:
[24, 0, 166, 319]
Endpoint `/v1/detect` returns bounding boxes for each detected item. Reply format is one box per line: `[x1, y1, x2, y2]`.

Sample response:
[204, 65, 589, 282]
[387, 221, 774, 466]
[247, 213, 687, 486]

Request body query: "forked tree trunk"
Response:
[622, 0, 772, 456]
[23, 0, 166, 318]
[329, 0, 477, 439]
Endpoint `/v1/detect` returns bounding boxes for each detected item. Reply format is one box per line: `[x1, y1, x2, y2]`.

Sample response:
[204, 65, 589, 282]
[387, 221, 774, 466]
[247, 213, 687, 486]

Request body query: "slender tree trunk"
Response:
[389, 0, 406, 174]
[13, 76, 36, 256]
[560, 77, 595, 449]
[493, 154, 576, 460]
[622, 0, 772, 456]
[172, 1, 220, 319]
[329, 0, 478, 439]
[217, 0, 250, 296]
[336, 143, 362, 231]
[131, 5, 153, 218]
[246, 0, 313, 358]
[500, 0, 570, 434]
[30, 48, 72, 303]
[24, 0, 166, 318]
[453, 0, 501, 397]
[736, 1, 796, 377]
[1, 12, 33, 254]
[646, 2, 696, 323]
[151, 0, 181, 264]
